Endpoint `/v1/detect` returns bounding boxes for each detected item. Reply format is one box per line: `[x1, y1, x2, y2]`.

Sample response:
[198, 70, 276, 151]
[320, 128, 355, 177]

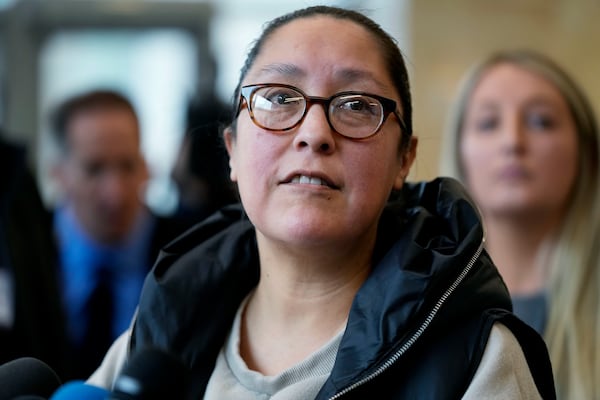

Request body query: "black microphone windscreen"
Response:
[0, 357, 61, 400]
[110, 347, 191, 400]
[11, 397, 48, 400]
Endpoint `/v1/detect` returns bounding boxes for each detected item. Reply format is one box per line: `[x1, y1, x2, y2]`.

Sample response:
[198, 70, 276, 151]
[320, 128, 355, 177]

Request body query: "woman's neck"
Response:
[239, 234, 372, 376]
[483, 212, 559, 296]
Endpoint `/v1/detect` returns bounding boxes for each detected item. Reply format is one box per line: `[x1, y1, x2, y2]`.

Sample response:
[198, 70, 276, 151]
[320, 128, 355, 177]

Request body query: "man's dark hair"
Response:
[51, 89, 139, 150]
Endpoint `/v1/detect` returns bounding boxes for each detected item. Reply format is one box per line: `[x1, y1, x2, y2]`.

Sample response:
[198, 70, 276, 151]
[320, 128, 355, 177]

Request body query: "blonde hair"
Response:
[441, 49, 600, 399]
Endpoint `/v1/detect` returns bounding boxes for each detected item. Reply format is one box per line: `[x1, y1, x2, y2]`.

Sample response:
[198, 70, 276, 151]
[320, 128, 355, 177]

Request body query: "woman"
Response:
[89, 7, 554, 399]
[441, 49, 599, 399]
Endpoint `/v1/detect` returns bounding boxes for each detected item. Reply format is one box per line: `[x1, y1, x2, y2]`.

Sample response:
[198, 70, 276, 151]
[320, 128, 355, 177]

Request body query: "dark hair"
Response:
[229, 5, 413, 145]
[185, 98, 232, 182]
[51, 89, 139, 150]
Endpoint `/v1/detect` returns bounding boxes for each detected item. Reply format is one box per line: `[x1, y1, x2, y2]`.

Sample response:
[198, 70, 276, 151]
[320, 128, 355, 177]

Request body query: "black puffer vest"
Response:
[130, 178, 555, 399]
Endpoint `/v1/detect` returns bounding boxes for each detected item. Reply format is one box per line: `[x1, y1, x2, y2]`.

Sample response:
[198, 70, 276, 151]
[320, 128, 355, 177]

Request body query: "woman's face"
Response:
[460, 62, 579, 220]
[225, 16, 415, 250]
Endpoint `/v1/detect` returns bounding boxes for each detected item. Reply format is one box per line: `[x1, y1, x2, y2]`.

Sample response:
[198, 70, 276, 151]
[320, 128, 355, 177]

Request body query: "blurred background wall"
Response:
[0, 0, 598, 213]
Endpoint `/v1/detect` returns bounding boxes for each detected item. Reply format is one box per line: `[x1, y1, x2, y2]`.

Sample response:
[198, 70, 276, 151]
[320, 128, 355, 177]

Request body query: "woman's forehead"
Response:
[471, 63, 569, 108]
[244, 17, 392, 92]
[257, 16, 383, 63]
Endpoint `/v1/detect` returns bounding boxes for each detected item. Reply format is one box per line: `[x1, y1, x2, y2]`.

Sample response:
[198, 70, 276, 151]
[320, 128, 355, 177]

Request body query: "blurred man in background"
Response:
[50, 89, 186, 379]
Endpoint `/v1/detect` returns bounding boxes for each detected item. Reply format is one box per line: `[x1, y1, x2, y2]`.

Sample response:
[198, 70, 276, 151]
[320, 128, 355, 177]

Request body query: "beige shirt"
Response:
[89, 320, 542, 399]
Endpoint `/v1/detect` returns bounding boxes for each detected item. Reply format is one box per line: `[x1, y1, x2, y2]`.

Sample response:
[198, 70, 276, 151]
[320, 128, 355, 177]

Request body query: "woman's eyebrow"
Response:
[256, 63, 305, 79]
[524, 96, 563, 110]
[471, 101, 498, 112]
[338, 69, 392, 93]
[254, 64, 388, 90]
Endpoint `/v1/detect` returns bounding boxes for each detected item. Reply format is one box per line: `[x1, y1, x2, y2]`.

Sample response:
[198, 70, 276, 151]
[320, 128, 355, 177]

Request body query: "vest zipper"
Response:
[328, 239, 485, 399]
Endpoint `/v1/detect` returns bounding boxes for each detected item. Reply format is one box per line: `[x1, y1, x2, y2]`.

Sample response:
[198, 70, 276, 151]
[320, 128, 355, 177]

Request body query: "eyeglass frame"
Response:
[235, 83, 408, 141]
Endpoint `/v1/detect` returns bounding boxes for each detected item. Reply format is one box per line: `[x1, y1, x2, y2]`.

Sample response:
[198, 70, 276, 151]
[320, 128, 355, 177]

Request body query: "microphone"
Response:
[46, 347, 192, 400]
[49, 380, 110, 399]
[108, 347, 191, 400]
[0, 357, 61, 400]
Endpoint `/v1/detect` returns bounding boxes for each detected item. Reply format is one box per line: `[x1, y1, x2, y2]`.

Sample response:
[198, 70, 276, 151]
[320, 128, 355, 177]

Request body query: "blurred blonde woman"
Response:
[441, 49, 600, 399]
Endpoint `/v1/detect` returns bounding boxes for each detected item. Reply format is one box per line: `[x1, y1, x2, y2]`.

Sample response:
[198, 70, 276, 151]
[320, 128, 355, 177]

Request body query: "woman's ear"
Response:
[393, 136, 418, 190]
[223, 126, 238, 183]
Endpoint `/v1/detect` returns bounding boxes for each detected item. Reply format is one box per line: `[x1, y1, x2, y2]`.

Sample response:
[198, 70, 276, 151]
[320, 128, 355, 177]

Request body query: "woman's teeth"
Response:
[291, 175, 327, 186]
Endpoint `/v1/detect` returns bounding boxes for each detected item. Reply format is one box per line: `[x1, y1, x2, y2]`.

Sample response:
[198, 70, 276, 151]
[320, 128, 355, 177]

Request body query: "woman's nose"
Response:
[500, 115, 527, 152]
[292, 103, 336, 153]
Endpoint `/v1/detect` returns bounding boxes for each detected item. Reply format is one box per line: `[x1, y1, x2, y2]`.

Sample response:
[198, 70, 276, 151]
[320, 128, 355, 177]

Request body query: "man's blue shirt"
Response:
[54, 204, 156, 345]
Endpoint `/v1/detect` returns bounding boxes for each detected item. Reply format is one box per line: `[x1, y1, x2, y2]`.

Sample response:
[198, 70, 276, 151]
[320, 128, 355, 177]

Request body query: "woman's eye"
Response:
[340, 98, 376, 115]
[272, 93, 296, 105]
[474, 116, 498, 132]
[527, 113, 556, 130]
[263, 89, 302, 106]
[345, 99, 365, 111]
[275, 94, 288, 104]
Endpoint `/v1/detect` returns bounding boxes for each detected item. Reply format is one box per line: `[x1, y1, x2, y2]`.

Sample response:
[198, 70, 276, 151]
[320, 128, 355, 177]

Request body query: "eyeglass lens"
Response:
[248, 85, 387, 139]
